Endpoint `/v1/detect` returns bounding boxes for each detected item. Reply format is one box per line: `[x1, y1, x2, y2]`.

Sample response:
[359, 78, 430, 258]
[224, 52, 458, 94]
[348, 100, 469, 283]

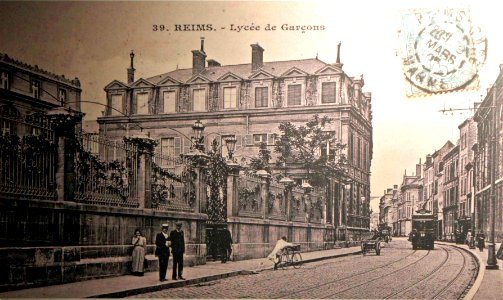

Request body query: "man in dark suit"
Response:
[169, 221, 185, 280]
[155, 223, 170, 281]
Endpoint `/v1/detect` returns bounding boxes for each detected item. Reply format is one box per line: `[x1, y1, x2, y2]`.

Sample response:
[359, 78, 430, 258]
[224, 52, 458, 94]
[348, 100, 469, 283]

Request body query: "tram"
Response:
[410, 209, 436, 250]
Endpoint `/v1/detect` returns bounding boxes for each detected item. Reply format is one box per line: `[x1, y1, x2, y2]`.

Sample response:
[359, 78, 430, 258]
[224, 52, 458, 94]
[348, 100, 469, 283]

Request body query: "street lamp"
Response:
[192, 119, 205, 151]
[224, 136, 237, 160]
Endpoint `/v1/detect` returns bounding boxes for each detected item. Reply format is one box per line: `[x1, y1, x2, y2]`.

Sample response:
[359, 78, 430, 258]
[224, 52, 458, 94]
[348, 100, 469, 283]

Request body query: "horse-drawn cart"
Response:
[361, 232, 381, 256]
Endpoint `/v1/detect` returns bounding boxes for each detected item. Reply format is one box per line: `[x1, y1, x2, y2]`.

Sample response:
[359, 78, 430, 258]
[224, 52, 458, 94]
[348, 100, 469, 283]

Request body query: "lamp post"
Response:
[486, 89, 499, 269]
[343, 179, 352, 241]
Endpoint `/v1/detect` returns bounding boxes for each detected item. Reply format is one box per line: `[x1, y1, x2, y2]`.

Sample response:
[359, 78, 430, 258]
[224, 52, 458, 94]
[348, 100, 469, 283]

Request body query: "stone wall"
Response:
[0, 199, 207, 291]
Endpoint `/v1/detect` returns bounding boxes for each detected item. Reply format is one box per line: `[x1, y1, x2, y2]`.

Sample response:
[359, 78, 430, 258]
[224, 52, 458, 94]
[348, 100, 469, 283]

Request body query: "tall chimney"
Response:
[192, 37, 207, 75]
[426, 154, 432, 165]
[416, 158, 422, 179]
[127, 50, 135, 84]
[251, 43, 264, 71]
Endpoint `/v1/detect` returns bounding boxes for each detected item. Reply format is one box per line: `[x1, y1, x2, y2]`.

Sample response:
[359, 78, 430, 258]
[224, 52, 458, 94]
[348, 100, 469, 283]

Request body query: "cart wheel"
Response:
[412, 244, 417, 250]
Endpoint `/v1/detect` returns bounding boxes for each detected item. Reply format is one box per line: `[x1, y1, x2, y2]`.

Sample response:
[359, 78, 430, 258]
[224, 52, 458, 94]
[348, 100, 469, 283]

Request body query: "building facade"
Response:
[0, 53, 81, 136]
[98, 39, 374, 238]
[457, 118, 477, 239]
[474, 65, 503, 242]
[442, 145, 459, 241]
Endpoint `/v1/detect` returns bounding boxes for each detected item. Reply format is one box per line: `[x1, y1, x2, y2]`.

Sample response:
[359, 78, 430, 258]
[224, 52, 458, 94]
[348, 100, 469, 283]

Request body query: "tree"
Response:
[249, 141, 272, 173]
[274, 114, 348, 187]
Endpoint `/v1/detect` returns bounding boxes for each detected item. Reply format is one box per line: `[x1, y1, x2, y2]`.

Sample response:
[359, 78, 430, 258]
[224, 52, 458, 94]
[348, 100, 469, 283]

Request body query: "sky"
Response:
[1, 0, 502, 212]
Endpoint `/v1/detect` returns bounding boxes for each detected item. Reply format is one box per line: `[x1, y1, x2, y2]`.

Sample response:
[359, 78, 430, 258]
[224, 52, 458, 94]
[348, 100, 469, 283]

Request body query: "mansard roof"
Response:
[146, 58, 329, 85]
[0, 52, 81, 88]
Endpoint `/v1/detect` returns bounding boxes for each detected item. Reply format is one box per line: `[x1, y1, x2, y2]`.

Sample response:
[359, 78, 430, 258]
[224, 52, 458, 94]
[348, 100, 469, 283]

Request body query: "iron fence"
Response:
[0, 110, 57, 200]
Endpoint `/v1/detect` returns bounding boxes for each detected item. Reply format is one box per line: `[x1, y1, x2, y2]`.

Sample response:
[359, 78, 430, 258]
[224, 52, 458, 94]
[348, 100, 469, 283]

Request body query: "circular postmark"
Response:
[401, 9, 487, 95]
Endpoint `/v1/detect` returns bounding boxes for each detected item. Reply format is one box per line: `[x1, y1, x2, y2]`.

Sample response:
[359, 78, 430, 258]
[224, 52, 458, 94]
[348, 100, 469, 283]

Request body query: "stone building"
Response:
[457, 118, 477, 238]
[98, 39, 374, 239]
[442, 145, 459, 241]
[473, 65, 503, 242]
[0, 53, 81, 136]
[430, 141, 455, 239]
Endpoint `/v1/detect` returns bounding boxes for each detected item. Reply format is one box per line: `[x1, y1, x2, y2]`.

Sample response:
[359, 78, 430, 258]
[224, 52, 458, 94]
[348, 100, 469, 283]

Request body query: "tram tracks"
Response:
[274, 248, 433, 299]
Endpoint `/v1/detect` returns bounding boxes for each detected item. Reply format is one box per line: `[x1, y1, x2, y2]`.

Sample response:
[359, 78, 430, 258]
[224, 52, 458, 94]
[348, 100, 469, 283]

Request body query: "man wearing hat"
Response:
[169, 221, 186, 280]
[155, 223, 171, 281]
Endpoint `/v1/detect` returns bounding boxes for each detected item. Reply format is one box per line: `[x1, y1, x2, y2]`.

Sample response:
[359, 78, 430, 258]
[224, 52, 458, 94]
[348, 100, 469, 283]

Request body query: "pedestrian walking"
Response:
[131, 229, 147, 276]
[169, 221, 185, 280]
[465, 230, 472, 246]
[155, 224, 171, 281]
[477, 232, 485, 252]
[220, 227, 233, 263]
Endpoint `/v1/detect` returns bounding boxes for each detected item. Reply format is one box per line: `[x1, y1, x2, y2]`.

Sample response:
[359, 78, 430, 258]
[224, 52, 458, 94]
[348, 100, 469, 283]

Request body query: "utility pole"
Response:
[486, 88, 499, 269]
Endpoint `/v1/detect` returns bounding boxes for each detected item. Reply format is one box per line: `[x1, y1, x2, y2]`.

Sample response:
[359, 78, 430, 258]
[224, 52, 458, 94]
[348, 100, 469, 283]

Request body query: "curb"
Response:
[436, 241, 483, 300]
[89, 249, 361, 298]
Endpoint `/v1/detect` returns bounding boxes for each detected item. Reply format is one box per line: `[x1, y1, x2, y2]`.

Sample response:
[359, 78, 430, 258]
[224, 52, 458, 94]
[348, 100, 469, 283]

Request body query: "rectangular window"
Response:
[255, 87, 268, 108]
[193, 89, 206, 111]
[160, 138, 175, 168]
[321, 82, 336, 103]
[287, 84, 301, 106]
[31, 80, 40, 99]
[136, 93, 149, 114]
[1, 119, 14, 135]
[58, 89, 67, 106]
[253, 133, 267, 145]
[163, 91, 176, 113]
[111, 94, 122, 116]
[223, 87, 237, 109]
[320, 131, 336, 161]
[0, 71, 9, 89]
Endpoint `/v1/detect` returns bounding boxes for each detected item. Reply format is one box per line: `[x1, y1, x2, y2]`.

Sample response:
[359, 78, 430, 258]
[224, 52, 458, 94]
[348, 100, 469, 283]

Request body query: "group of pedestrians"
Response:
[131, 222, 186, 282]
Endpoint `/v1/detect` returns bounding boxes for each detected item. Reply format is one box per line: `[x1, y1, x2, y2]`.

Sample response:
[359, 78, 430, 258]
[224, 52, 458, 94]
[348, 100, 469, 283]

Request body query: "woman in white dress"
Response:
[131, 229, 147, 276]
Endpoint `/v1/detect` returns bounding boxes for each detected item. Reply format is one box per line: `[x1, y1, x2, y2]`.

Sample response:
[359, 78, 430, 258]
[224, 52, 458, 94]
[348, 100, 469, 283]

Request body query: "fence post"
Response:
[285, 185, 293, 222]
[48, 108, 81, 202]
[226, 164, 240, 218]
[257, 170, 271, 219]
[126, 135, 155, 209]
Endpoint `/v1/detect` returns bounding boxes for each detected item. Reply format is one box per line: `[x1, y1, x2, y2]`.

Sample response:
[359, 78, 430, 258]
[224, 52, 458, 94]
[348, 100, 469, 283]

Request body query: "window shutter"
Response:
[235, 135, 242, 148]
[267, 133, 275, 146]
[174, 137, 182, 158]
[245, 134, 253, 146]
[183, 138, 190, 154]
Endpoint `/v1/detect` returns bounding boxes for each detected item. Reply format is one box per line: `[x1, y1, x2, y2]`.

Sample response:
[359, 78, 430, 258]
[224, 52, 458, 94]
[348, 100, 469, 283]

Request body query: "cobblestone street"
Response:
[131, 239, 478, 299]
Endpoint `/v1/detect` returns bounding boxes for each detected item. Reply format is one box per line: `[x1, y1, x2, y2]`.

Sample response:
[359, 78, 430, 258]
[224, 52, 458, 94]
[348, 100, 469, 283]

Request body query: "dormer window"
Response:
[58, 89, 67, 106]
[193, 88, 206, 112]
[287, 84, 301, 106]
[31, 79, 40, 99]
[0, 71, 9, 90]
[136, 93, 149, 114]
[321, 82, 336, 103]
[223, 87, 237, 109]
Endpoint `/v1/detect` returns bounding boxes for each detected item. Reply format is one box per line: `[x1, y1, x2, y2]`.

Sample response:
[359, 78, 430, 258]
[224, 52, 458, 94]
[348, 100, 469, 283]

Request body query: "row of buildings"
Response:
[379, 64, 503, 243]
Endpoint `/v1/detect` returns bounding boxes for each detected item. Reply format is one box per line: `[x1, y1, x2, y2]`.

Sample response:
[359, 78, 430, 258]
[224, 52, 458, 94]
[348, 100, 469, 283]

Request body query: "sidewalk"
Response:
[0, 246, 361, 298]
[1, 241, 501, 299]
[435, 241, 503, 300]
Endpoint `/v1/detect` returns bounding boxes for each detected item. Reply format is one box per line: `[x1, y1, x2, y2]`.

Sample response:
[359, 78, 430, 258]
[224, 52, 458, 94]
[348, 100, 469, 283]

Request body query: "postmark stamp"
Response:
[399, 8, 487, 97]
